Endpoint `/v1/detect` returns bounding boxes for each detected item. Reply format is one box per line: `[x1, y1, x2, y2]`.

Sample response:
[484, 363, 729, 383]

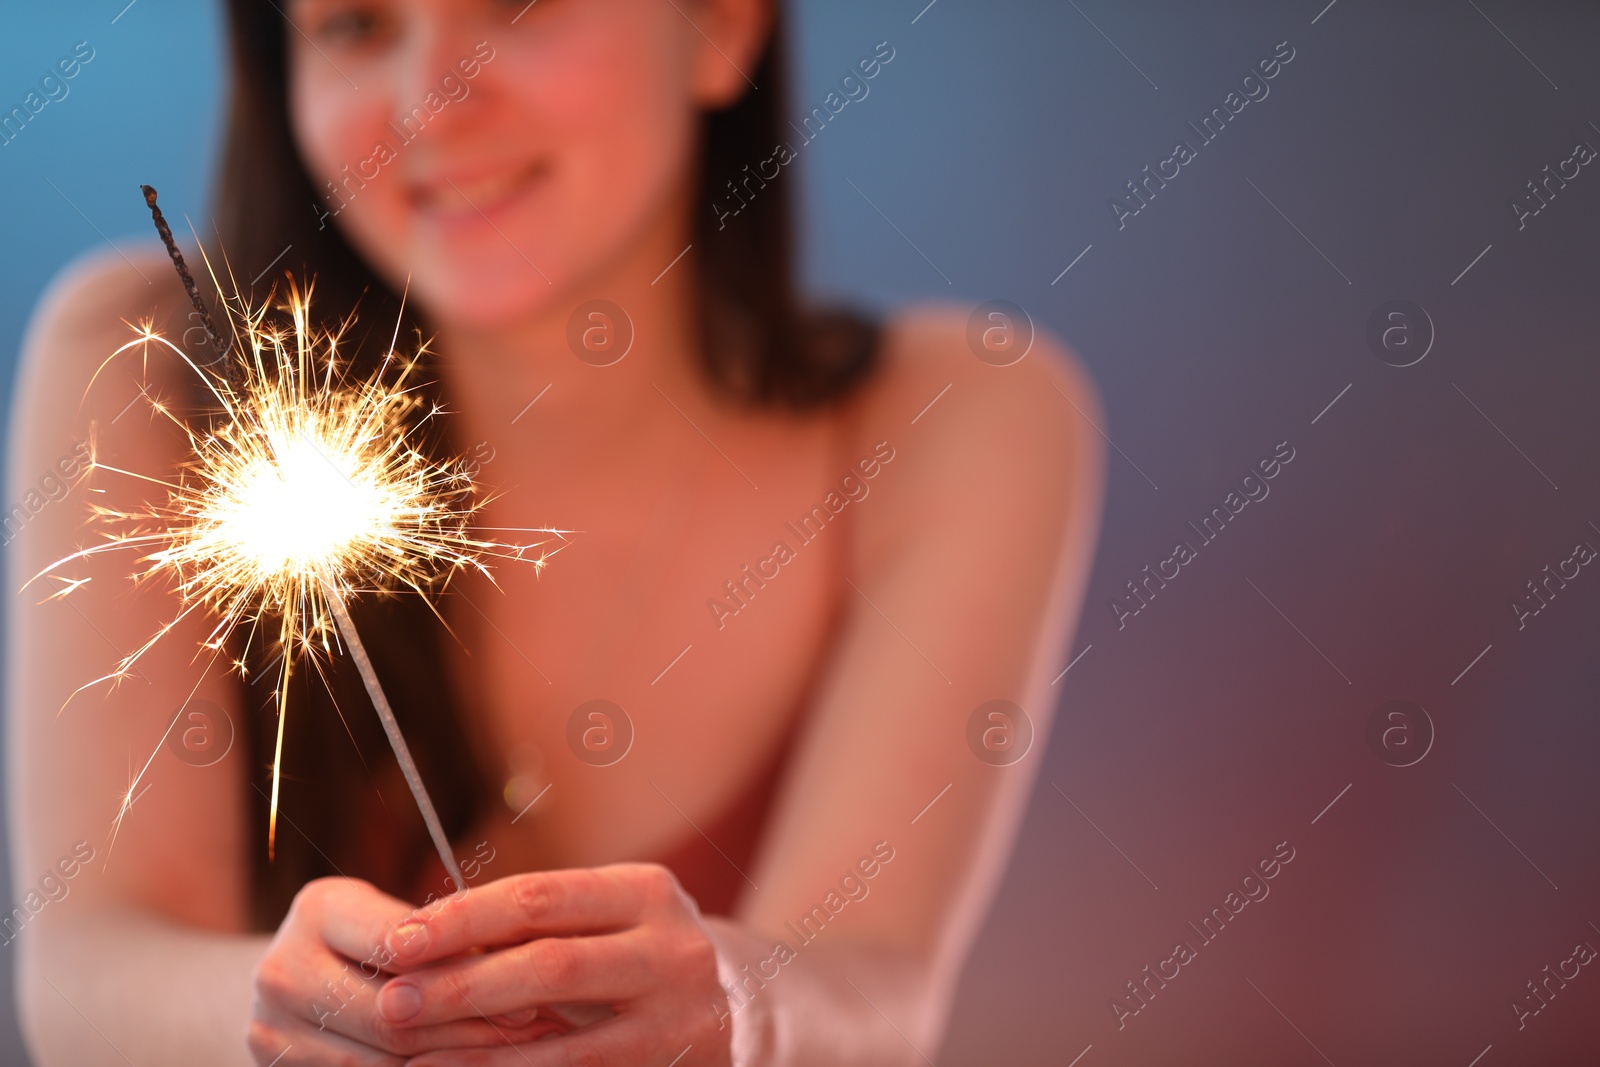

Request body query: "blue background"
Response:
[5, 1, 1600, 1064]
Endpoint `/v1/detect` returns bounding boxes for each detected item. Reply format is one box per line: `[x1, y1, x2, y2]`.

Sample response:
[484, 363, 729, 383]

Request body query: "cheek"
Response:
[290, 75, 423, 292]
[549, 39, 694, 208]
[288, 51, 444, 291]
[290, 70, 389, 197]
[542, 32, 697, 230]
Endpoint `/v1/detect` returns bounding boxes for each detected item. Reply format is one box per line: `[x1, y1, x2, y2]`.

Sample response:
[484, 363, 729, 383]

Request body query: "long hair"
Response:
[212, 2, 881, 929]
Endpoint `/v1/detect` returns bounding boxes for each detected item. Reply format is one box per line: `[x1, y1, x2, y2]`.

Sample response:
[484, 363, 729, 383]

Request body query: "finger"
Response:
[378, 932, 656, 1025]
[404, 1012, 669, 1067]
[267, 942, 558, 1056]
[326, 1006, 563, 1059]
[385, 864, 675, 967]
[309, 878, 448, 977]
[246, 1005, 405, 1067]
[250, 1013, 563, 1066]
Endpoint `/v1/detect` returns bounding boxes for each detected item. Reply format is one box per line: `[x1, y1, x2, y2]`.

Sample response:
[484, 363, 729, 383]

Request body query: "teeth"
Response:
[423, 164, 541, 213]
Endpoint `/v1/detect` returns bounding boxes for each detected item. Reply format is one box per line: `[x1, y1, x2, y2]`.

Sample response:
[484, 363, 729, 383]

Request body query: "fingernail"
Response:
[380, 981, 422, 1023]
[386, 919, 429, 957]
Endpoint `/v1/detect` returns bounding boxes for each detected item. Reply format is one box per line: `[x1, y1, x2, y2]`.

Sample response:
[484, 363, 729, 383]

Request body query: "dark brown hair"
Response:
[213, 2, 880, 929]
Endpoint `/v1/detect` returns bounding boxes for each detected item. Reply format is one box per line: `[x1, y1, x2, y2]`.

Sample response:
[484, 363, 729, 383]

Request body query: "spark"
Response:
[29, 269, 567, 885]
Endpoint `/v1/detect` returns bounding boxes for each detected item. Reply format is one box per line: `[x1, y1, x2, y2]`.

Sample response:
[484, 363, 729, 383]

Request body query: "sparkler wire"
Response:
[325, 587, 467, 893]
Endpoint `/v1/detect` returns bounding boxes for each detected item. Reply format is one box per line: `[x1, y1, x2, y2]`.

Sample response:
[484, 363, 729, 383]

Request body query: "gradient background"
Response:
[4, 1, 1600, 1064]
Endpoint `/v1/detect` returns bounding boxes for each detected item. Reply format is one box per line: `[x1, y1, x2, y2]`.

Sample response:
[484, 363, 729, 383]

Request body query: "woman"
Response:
[5, 0, 1103, 1063]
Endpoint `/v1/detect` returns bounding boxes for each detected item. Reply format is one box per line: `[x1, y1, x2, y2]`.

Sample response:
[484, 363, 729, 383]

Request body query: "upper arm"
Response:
[739, 306, 1105, 1005]
[4, 248, 250, 939]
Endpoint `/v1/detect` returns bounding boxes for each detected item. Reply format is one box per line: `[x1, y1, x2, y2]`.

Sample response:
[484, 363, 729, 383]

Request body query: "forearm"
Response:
[19, 905, 270, 1067]
[704, 917, 942, 1067]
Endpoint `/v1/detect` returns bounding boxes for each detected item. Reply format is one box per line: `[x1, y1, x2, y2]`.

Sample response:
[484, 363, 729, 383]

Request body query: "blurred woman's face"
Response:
[285, 0, 750, 329]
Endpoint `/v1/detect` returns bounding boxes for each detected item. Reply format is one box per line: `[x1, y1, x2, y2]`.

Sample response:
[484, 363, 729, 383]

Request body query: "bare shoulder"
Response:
[844, 302, 1107, 565]
[14, 244, 188, 394]
[7, 244, 198, 582]
[879, 301, 1100, 402]
[856, 301, 1104, 453]
[7, 245, 190, 490]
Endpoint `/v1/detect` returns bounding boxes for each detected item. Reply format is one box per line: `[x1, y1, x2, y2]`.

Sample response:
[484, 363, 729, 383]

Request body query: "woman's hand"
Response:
[247, 876, 563, 1065]
[375, 863, 735, 1066]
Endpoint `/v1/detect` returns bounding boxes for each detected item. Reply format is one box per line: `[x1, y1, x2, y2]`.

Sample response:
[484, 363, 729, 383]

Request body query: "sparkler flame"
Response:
[29, 251, 565, 886]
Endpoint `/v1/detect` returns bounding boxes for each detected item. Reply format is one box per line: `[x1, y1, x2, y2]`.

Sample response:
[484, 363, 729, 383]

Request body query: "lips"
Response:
[409, 158, 552, 221]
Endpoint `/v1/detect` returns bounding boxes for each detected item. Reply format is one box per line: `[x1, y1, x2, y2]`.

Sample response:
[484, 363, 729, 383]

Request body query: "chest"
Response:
[438, 408, 851, 872]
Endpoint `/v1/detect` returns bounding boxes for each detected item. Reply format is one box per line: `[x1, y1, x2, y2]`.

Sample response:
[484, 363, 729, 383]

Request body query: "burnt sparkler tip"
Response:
[137, 183, 231, 365]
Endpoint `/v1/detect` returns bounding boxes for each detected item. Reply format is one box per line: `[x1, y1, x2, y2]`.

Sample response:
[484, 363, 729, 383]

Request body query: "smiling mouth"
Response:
[411, 159, 552, 219]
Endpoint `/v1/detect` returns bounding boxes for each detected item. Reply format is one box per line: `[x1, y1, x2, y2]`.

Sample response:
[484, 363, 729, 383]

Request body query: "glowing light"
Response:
[29, 275, 566, 886]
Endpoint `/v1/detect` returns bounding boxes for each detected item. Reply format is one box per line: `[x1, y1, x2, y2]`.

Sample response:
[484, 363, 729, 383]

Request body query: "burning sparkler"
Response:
[27, 187, 566, 891]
